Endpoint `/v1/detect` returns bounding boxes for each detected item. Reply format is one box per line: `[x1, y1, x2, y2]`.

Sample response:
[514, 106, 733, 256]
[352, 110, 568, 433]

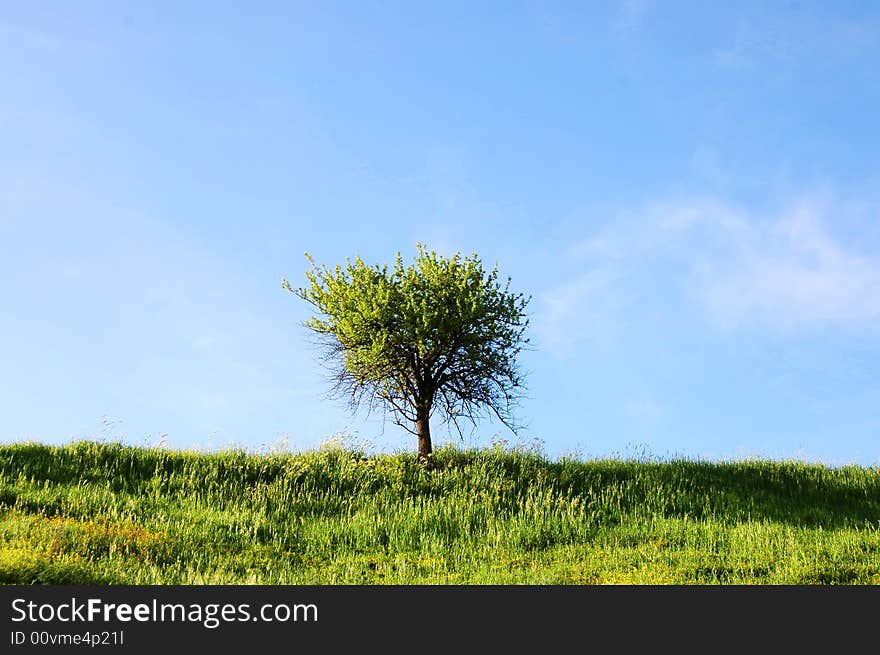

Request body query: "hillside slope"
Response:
[1, 441, 878, 584]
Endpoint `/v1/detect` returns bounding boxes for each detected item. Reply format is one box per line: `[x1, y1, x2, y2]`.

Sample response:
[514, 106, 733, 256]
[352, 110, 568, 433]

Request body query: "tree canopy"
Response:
[282, 244, 530, 461]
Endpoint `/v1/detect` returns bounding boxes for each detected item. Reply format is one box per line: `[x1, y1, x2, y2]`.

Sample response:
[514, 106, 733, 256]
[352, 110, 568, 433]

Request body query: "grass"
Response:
[0, 440, 878, 584]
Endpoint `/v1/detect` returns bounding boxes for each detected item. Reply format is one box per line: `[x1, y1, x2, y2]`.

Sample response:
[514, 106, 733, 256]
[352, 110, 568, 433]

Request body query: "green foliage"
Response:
[282, 245, 530, 447]
[2, 441, 879, 584]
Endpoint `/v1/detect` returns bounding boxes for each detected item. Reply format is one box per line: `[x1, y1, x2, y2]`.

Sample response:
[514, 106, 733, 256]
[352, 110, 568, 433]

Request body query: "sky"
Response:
[2, 1, 879, 465]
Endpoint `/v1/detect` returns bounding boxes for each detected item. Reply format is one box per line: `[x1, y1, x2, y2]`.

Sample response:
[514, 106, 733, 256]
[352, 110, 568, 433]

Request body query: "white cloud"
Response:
[537, 195, 880, 353]
[697, 201, 880, 328]
[537, 268, 623, 353]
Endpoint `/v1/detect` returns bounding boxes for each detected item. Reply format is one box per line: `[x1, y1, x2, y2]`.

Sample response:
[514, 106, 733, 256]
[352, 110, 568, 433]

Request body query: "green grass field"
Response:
[1, 440, 878, 584]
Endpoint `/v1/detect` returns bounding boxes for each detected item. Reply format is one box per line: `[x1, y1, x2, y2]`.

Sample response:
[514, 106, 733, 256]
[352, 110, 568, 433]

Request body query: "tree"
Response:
[282, 244, 530, 462]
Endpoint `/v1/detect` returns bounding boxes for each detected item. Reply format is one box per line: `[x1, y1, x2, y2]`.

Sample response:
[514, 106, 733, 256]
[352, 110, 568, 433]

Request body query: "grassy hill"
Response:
[1, 441, 878, 584]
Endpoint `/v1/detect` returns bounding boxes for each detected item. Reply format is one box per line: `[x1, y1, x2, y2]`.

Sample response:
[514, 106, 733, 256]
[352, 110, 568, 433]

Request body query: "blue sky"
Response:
[2, 1, 879, 464]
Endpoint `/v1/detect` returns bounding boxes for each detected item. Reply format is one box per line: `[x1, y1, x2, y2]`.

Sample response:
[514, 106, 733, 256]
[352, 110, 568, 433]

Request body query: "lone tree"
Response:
[282, 244, 530, 461]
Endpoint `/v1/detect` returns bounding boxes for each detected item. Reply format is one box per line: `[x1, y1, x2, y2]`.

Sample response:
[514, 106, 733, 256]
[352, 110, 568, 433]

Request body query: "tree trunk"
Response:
[416, 413, 432, 463]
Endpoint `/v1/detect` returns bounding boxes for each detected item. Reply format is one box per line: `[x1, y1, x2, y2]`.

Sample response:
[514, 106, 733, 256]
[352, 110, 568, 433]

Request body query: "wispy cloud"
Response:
[536, 194, 880, 353]
[695, 200, 880, 329]
[537, 267, 623, 354]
